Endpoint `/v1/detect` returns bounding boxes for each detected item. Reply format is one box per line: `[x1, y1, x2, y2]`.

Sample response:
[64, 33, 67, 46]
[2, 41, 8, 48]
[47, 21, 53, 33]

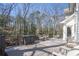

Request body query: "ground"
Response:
[5, 39, 66, 56]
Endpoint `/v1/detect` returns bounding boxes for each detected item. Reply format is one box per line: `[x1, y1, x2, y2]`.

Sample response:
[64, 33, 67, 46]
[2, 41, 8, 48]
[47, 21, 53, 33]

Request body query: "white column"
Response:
[63, 25, 67, 40]
[74, 13, 77, 41]
[76, 3, 79, 11]
[71, 25, 74, 38]
[75, 4, 79, 42]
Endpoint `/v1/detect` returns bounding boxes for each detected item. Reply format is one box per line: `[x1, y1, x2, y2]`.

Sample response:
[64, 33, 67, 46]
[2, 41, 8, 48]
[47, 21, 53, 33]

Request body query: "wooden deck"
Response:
[5, 39, 66, 56]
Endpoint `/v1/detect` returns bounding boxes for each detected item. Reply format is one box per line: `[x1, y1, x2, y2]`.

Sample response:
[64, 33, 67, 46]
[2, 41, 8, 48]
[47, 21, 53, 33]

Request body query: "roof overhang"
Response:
[60, 13, 75, 24]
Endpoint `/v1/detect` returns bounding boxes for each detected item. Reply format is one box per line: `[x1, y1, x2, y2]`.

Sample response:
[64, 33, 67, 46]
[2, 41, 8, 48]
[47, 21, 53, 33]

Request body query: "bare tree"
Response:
[0, 3, 16, 55]
[15, 3, 30, 35]
[50, 4, 62, 37]
[43, 7, 54, 36]
[14, 3, 30, 45]
[0, 3, 16, 28]
[22, 3, 30, 35]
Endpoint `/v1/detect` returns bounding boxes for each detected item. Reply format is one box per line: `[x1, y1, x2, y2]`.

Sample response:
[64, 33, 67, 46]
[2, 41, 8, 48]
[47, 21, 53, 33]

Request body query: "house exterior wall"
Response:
[62, 4, 79, 42]
[63, 25, 67, 40]
[75, 4, 79, 42]
[62, 12, 79, 42]
[66, 17, 75, 26]
[66, 16, 75, 38]
[63, 16, 75, 40]
[70, 4, 79, 42]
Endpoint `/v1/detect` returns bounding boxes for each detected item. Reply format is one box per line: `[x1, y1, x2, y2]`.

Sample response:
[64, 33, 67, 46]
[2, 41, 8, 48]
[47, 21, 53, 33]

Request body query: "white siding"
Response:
[66, 16, 75, 38]
[66, 16, 75, 26]
[75, 4, 79, 42]
[62, 14, 76, 40]
[76, 12, 79, 42]
[63, 25, 67, 40]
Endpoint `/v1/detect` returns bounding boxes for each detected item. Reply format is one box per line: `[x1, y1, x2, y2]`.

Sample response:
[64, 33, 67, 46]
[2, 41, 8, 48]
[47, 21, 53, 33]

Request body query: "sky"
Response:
[12, 3, 69, 16]
[29, 3, 69, 14]
[10, 3, 69, 28]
